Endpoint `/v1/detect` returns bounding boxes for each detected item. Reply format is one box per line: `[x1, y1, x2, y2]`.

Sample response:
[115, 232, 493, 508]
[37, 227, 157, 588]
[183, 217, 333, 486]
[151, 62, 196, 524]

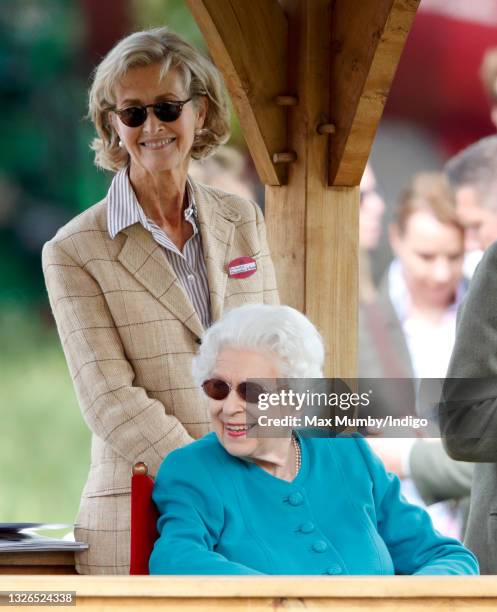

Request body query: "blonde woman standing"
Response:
[42, 27, 278, 574]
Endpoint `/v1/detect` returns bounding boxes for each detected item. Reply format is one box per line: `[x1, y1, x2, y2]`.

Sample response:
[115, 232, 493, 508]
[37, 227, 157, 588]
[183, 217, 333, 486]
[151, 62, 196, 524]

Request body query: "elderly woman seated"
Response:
[149, 304, 478, 575]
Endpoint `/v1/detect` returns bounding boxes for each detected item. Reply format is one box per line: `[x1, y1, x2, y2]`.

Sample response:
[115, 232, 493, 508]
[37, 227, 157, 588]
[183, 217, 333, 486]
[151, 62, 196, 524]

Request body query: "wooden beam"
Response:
[3, 575, 497, 610]
[328, 0, 420, 186]
[186, 0, 289, 186]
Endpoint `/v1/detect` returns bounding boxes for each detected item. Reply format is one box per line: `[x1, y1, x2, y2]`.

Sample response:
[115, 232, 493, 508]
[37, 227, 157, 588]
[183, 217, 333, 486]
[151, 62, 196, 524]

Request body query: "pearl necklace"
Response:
[292, 433, 301, 476]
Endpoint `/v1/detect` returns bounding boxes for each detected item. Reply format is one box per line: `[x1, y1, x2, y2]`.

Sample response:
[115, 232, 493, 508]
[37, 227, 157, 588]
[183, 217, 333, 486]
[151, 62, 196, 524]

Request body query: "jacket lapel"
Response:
[192, 181, 237, 323]
[117, 223, 204, 339]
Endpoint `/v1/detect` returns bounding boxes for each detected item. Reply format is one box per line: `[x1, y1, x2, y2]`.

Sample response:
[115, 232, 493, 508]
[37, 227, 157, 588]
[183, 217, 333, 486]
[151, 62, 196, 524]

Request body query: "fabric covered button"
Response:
[288, 492, 304, 506]
[299, 521, 315, 534]
[312, 540, 328, 553]
[326, 564, 342, 574]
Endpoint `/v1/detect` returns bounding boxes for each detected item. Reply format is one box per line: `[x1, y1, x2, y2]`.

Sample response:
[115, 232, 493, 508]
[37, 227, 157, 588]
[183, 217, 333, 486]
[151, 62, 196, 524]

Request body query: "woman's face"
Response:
[391, 211, 464, 309]
[208, 347, 283, 461]
[111, 63, 207, 177]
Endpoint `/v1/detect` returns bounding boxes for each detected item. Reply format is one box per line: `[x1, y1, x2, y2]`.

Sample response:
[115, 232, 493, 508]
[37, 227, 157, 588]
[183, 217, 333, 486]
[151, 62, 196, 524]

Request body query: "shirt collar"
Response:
[107, 167, 198, 239]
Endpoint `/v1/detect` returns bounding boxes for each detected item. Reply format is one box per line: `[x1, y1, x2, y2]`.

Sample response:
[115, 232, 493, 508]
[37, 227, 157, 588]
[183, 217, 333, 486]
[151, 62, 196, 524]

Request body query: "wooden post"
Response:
[187, 0, 419, 377]
[266, 0, 358, 377]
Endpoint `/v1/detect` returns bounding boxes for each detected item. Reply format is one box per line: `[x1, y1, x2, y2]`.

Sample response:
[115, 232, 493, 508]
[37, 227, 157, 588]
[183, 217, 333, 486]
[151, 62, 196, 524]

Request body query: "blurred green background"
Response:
[0, 0, 245, 525]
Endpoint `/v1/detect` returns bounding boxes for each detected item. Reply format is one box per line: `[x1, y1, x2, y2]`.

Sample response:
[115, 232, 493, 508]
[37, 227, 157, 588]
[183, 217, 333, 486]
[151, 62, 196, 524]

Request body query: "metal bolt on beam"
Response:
[317, 123, 336, 135]
[272, 151, 297, 163]
[275, 95, 299, 106]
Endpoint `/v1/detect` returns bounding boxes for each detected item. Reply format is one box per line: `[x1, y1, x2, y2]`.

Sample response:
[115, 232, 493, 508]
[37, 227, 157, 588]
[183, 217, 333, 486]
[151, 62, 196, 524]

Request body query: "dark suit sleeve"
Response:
[409, 440, 472, 505]
[441, 242, 497, 462]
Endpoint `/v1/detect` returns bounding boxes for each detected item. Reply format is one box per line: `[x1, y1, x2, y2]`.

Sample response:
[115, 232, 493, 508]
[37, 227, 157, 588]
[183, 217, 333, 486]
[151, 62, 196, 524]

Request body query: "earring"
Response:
[118, 139, 123, 147]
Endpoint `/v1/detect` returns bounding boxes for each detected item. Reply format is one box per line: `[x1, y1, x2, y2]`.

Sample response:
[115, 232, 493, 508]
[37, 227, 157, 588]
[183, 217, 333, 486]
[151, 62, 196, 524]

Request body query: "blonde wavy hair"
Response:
[88, 27, 231, 172]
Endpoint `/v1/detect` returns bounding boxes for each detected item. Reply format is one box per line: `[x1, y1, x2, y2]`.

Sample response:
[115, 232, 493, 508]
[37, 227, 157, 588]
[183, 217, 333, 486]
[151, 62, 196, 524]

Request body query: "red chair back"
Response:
[130, 462, 159, 575]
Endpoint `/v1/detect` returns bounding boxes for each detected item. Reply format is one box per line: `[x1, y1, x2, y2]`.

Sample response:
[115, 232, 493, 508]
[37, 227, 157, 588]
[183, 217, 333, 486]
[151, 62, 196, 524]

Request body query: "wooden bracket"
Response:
[328, 0, 420, 186]
[186, 0, 289, 186]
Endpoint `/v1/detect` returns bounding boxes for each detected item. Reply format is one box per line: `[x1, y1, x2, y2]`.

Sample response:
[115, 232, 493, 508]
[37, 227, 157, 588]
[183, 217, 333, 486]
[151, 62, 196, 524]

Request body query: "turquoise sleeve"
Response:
[356, 437, 479, 575]
[149, 449, 264, 575]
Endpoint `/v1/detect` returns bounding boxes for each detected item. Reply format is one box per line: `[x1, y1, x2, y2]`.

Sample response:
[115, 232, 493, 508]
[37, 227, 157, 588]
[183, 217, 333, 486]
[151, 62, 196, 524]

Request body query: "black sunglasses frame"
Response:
[201, 378, 267, 404]
[113, 98, 192, 127]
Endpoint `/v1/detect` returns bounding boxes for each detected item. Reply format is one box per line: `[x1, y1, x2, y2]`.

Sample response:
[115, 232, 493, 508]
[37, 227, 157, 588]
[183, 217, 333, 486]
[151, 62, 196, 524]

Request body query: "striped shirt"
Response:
[107, 168, 211, 329]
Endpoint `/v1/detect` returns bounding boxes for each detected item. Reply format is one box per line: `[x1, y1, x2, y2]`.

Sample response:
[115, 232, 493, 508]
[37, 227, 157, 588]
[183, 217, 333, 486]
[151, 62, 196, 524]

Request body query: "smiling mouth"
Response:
[224, 423, 255, 437]
[140, 138, 176, 149]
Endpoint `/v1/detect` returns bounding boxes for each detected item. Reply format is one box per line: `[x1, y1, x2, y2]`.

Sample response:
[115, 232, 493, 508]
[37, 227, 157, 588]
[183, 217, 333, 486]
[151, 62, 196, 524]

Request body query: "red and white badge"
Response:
[227, 256, 257, 279]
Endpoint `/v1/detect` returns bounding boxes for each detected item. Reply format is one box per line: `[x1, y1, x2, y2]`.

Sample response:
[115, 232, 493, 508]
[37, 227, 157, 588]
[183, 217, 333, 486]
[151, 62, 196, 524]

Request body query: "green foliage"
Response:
[0, 306, 90, 522]
[0, 0, 251, 524]
[130, 0, 206, 50]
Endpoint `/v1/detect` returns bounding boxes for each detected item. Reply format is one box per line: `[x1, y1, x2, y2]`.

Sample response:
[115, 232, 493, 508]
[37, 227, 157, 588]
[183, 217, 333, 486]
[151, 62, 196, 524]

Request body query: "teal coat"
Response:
[149, 433, 478, 575]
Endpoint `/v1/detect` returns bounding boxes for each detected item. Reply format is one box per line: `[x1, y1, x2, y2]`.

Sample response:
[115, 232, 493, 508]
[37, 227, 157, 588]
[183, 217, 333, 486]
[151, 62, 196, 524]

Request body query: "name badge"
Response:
[227, 256, 257, 279]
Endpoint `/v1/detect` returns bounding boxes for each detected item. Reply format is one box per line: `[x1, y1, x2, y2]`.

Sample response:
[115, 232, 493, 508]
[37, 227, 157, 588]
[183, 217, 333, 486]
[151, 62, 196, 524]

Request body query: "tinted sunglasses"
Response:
[113, 98, 192, 128]
[202, 378, 267, 403]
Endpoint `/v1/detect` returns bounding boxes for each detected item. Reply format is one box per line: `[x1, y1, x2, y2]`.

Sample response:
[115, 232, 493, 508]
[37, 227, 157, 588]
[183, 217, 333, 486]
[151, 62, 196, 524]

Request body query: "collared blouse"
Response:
[107, 168, 211, 328]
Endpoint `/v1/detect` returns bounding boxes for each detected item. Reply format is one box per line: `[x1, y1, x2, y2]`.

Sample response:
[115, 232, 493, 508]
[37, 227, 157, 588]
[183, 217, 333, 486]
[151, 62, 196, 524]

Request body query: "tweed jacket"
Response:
[42, 178, 278, 574]
[441, 240, 497, 574]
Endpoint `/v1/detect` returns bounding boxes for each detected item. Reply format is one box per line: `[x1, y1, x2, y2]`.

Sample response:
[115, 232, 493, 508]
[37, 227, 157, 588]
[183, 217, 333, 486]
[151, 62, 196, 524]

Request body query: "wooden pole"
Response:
[266, 0, 358, 377]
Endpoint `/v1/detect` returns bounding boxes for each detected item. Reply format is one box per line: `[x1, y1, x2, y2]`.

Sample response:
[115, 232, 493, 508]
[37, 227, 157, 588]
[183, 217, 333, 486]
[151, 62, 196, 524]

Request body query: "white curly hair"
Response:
[192, 304, 325, 385]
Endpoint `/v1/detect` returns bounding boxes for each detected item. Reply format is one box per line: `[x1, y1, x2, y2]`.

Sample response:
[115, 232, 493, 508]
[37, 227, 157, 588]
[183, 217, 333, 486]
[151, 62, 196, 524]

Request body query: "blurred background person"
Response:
[361, 172, 466, 380]
[446, 136, 497, 277]
[359, 164, 386, 304]
[189, 145, 256, 202]
[445, 135, 497, 256]
[440, 139, 497, 574]
[359, 171, 472, 539]
[480, 47, 497, 131]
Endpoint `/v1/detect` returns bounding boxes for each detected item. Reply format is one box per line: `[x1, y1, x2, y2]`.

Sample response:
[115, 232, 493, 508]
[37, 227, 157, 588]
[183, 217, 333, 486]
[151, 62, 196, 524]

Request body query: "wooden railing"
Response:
[0, 552, 76, 575]
[1, 572, 497, 610]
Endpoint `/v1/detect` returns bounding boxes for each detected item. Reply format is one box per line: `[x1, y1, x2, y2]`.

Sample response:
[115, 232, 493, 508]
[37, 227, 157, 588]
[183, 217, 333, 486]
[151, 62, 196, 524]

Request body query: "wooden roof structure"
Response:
[186, 0, 420, 376]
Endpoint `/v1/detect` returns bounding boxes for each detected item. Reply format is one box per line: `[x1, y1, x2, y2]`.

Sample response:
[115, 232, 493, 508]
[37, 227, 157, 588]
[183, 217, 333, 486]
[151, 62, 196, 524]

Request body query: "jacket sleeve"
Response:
[42, 238, 193, 476]
[149, 449, 264, 575]
[441, 242, 497, 462]
[409, 440, 473, 505]
[355, 437, 479, 575]
[253, 202, 279, 305]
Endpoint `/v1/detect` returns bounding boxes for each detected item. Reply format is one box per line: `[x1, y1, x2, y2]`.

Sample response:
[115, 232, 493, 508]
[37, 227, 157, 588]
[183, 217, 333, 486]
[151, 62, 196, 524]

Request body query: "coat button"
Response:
[326, 564, 342, 575]
[195, 338, 202, 345]
[288, 492, 304, 506]
[299, 522, 315, 534]
[312, 540, 328, 553]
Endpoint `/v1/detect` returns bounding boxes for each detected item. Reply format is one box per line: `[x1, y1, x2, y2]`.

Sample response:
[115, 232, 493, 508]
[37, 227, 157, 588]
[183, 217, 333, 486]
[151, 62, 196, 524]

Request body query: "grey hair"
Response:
[192, 304, 325, 386]
[88, 26, 231, 172]
[445, 135, 497, 211]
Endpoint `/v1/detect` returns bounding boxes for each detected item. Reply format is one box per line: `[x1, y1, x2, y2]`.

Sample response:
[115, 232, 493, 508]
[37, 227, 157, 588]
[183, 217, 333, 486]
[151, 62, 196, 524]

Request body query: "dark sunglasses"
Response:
[113, 98, 192, 128]
[202, 378, 267, 403]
